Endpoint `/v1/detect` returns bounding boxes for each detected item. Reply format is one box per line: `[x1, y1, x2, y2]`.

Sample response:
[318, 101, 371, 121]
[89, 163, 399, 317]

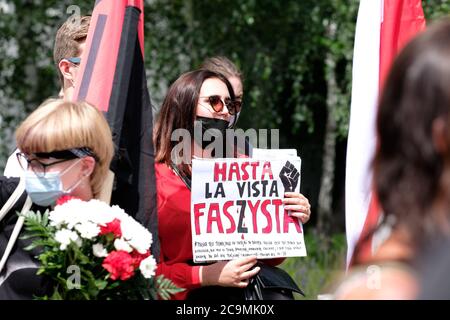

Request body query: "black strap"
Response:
[170, 162, 191, 190]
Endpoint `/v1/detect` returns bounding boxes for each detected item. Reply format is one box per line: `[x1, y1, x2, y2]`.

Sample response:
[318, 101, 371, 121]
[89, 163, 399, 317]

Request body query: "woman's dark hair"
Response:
[154, 69, 235, 175]
[373, 19, 450, 249]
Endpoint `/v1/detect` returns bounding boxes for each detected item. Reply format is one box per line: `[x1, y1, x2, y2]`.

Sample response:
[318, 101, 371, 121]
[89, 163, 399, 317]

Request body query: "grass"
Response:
[280, 230, 347, 300]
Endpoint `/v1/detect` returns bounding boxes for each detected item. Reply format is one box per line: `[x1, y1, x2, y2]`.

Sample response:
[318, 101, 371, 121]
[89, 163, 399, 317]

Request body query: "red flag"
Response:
[346, 0, 425, 266]
[73, 0, 159, 260]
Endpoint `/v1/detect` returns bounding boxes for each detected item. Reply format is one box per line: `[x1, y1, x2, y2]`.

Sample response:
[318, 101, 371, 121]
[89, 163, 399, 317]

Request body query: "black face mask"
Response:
[195, 116, 231, 157]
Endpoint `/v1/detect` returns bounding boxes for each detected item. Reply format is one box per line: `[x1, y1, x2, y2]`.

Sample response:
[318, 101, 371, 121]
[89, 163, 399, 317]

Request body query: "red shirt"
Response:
[155, 162, 285, 300]
[155, 163, 201, 300]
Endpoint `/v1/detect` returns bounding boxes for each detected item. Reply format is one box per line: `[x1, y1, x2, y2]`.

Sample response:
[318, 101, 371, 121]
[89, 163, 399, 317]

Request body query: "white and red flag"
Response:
[345, 0, 425, 266]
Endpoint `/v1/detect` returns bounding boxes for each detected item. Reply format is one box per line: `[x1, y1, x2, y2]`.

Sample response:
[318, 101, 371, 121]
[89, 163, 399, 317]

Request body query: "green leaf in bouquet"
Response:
[23, 243, 39, 251]
[36, 268, 46, 276]
[20, 232, 47, 240]
[21, 209, 50, 227]
[86, 283, 100, 298]
[23, 238, 58, 251]
[21, 210, 55, 247]
[21, 222, 47, 232]
[138, 284, 151, 300]
[154, 275, 185, 300]
[49, 288, 64, 300]
[95, 279, 108, 291]
[104, 233, 115, 243]
[78, 268, 102, 298]
[107, 281, 121, 290]
[72, 246, 92, 265]
[41, 210, 49, 227]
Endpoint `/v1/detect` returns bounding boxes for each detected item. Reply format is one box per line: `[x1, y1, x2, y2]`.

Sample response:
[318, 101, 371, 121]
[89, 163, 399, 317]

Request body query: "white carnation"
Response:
[139, 255, 156, 279]
[54, 229, 80, 250]
[49, 199, 153, 255]
[92, 243, 108, 258]
[75, 221, 100, 240]
[50, 199, 118, 230]
[119, 214, 153, 254]
[114, 238, 133, 252]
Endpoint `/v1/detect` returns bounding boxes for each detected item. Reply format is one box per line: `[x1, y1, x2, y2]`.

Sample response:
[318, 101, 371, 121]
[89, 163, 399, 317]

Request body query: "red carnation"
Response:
[100, 218, 122, 238]
[131, 250, 151, 268]
[102, 250, 135, 281]
[56, 195, 78, 206]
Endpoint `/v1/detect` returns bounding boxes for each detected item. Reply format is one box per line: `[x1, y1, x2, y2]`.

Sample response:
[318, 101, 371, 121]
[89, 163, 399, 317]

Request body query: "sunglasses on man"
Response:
[199, 95, 242, 115]
[66, 57, 81, 65]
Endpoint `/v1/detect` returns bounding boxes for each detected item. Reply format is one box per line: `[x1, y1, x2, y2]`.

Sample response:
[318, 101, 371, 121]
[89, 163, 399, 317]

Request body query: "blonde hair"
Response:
[201, 56, 243, 82]
[16, 99, 114, 199]
[53, 16, 91, 87]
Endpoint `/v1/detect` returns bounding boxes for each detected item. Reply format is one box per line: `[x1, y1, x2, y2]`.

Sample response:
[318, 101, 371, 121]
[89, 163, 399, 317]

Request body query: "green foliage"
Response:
[155, 275, 186, 301]
[281, 230, 346, 300]
[146, 0, 331, 137]
[423, 0, 450, 21]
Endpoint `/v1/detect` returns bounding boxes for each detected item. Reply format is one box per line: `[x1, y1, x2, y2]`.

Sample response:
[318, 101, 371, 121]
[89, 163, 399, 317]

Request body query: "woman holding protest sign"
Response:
[153, 69, 311, 300]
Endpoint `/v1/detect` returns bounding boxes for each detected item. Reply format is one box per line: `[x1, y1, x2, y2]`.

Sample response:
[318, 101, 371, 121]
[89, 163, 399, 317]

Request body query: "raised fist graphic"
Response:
[279, 161, 300, 192]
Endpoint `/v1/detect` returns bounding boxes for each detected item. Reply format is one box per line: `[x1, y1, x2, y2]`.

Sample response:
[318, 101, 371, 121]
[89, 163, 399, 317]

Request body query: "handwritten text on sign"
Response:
[191, 158, 307, 262]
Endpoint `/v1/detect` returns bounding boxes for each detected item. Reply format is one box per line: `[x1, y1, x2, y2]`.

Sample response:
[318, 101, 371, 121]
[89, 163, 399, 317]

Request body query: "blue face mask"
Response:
[24, 159, 83, 207]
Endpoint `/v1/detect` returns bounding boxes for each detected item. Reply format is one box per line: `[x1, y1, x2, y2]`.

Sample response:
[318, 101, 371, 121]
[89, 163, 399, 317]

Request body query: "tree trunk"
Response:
[183, 0, 197, 64]
[317, 22, 338, 233]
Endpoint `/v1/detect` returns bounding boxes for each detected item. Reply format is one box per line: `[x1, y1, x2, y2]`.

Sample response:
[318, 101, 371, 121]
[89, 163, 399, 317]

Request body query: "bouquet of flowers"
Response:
[21, 197, 182, 300]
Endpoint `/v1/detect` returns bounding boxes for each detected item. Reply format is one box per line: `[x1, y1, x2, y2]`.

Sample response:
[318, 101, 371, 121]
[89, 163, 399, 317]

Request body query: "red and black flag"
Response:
[73, 0, 159, 259]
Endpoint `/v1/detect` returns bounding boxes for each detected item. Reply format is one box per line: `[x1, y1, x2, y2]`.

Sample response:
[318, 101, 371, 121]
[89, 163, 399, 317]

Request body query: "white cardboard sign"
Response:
[191, 157, 307, 262]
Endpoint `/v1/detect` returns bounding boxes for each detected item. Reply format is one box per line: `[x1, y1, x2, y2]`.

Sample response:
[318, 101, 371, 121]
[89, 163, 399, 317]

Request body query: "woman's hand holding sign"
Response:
[279, 161, 311, 224]
[201, 256, 261, 288]
[283, 192, 311, 224]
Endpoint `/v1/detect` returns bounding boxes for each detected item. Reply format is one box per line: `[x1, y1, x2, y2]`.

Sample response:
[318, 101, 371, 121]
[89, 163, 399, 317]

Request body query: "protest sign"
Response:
[251, 148, 298, 159]
[191, 157, 307, 262]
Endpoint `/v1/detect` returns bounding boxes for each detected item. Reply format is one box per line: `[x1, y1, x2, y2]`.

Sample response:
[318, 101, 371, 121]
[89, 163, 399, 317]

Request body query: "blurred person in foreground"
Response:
[333, 18, 450, 300]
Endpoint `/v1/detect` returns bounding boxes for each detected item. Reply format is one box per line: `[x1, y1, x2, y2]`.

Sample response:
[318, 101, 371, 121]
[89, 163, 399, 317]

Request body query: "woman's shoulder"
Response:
[155, 162, 176, 180]
[0, 176, 20, 198]
[0, 176, 23, 213]
[155, 162, 189, 197]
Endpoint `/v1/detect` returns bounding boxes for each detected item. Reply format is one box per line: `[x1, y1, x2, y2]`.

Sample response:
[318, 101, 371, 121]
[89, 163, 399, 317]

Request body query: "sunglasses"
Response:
[66, 57, 81, 65]
[199, 95, 242, 115]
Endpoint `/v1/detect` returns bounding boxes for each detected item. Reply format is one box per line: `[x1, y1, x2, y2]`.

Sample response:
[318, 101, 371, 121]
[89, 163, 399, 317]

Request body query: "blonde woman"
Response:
[0, 99, 114, 299]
